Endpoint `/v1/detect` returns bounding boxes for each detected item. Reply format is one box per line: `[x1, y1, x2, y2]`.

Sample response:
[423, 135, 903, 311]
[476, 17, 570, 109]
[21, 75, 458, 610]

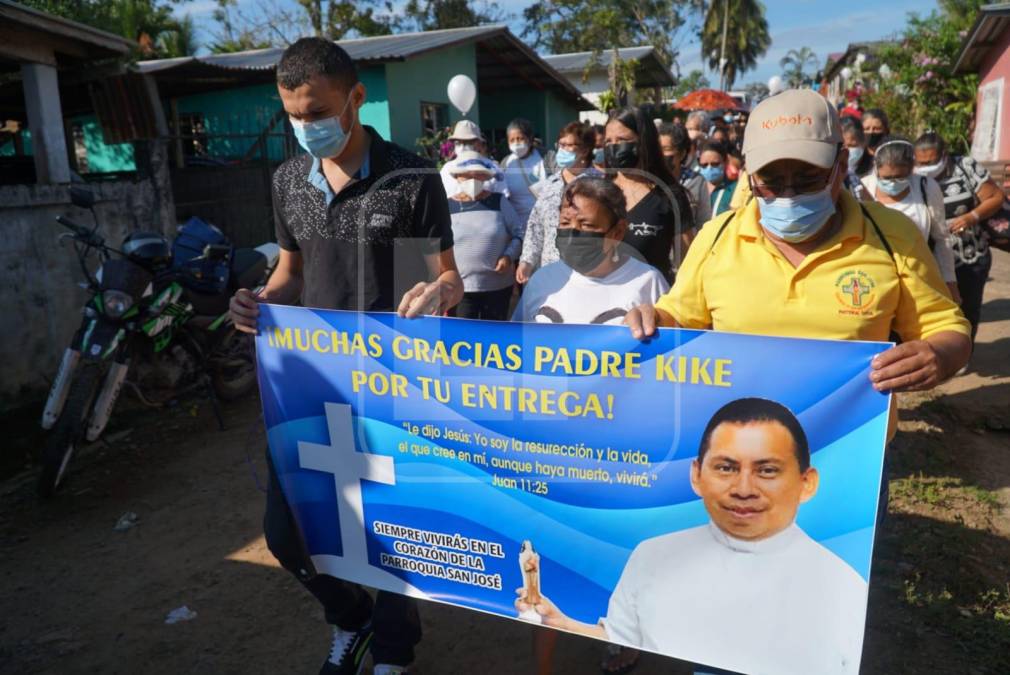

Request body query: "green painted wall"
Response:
[544, 90, 581, 145]
[384, 44, 478, 150]
[175, 82, 284, 160]
[478, 88, 582, 150]
[358, 65, 391, 140]
[75, 115, 135, 172]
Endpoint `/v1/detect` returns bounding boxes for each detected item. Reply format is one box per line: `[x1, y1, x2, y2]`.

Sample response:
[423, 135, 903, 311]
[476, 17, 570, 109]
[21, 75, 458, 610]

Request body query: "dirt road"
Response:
[2, 254, 1008, 675]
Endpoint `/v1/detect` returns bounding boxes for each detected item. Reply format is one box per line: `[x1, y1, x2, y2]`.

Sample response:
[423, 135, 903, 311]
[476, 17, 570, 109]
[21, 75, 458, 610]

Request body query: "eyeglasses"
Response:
[750, 163, 839, 199]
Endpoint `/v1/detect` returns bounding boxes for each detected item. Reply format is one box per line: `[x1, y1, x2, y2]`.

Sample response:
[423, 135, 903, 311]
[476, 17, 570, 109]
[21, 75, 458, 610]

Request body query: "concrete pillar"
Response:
[20, 61, 71, 184]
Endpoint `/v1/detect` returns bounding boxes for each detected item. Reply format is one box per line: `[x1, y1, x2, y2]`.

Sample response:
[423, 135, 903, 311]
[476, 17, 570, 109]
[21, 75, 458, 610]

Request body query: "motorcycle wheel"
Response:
[211, 328, 257, 402]
[38, 362, 102, 498]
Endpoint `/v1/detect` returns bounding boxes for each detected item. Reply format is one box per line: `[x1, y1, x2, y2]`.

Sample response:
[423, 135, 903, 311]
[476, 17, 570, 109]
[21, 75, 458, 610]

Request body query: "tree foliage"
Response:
[522, 0, 699, 69]
[860, 6, 981, 154]
[672, 69, 710, 99]
[699, 0, 770, 89]
[399, 0, 508, 31]
[779, 47, 818, 88]
[19, 0, 196, 58]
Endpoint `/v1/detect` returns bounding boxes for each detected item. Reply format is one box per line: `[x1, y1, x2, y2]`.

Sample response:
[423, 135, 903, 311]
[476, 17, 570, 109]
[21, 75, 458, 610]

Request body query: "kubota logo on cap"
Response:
[760, 114, 814, 130]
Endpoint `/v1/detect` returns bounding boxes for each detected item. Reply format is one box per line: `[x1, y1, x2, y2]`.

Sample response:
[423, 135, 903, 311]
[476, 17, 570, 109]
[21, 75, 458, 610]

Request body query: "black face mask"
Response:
[866, 132, 885, 149]
[555, 227, 611, 274]
[604, 142, 639, 169]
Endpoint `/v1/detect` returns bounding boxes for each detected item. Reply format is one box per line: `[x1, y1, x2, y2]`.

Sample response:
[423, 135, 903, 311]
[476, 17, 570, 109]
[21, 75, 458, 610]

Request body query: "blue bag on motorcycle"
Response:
[173, 217, 231, 295]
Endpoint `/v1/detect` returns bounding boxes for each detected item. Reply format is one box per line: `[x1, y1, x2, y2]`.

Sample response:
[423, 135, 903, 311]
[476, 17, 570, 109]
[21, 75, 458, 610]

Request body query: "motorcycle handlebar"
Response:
[56, 216, 104, 247]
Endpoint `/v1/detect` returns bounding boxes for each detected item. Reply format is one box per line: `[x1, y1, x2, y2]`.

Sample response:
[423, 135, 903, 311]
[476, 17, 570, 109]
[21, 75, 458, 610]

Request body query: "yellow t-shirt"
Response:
[657, 191, 970, 435]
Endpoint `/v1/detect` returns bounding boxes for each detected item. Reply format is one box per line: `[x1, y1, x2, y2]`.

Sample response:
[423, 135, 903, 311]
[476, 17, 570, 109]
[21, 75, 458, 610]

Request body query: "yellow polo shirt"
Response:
[729, 170, 751, 210]
[657, 191, 970, 435]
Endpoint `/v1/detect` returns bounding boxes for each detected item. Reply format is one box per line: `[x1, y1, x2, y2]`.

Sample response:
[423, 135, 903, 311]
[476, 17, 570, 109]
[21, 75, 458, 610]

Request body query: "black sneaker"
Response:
[319, 623, 374, 675]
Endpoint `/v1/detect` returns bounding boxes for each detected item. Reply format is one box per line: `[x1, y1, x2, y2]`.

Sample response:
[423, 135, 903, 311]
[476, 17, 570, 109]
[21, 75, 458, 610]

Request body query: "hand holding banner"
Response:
[257, 306, 890, 675]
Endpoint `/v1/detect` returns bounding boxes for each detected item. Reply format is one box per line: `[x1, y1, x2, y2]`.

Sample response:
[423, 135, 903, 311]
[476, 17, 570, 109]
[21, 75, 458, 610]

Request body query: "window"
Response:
[173, 113, 208, 157]
[420, 102, 449, 137]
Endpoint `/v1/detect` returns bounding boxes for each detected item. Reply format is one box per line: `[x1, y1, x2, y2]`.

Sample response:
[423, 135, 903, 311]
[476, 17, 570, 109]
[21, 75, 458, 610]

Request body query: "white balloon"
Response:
[767, 75, 784, 95]
[447, 74, 477, 115]
[840, 67, 853, 80]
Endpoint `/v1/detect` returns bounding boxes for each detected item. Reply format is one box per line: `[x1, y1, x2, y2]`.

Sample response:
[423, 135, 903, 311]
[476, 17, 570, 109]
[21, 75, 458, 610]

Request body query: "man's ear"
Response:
[798, 466, 820, 504]
[689, 459, 703, 497]
[352, 81, 367, 108]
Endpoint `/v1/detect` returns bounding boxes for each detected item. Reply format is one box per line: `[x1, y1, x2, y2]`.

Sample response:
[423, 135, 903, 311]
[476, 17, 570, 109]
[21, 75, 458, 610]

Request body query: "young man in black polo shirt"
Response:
[229, 38, 462, 675]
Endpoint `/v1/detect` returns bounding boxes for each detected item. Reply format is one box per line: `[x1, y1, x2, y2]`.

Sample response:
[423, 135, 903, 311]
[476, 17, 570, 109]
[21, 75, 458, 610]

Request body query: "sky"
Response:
[175, 0, 940, 89]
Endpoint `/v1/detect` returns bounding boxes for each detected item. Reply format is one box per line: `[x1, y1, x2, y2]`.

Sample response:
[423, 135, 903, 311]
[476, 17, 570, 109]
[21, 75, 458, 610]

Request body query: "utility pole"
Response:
[718, 0, 730, 90]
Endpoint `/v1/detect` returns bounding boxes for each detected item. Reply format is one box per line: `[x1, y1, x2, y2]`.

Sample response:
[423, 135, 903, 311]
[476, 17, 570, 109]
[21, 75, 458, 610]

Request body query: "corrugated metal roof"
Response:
[137, 25, 506, 73]
[954, 3, 1010, 74]
[542, 47, 656, 73]
[136, 25, 592, 109]
[0, 0, 134, 55]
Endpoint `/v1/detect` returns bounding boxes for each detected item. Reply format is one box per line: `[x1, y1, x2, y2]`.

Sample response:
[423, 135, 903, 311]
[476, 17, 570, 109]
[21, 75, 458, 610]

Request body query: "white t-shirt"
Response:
[862, 174, 956, 283]
[501, 149, 547, 224]
[602, 523, 868, 675]
[512, 256, 668, 325]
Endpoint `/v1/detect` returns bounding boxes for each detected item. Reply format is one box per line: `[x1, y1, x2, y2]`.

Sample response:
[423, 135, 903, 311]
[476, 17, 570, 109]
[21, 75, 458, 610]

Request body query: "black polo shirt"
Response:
[272, 126, 453, 311]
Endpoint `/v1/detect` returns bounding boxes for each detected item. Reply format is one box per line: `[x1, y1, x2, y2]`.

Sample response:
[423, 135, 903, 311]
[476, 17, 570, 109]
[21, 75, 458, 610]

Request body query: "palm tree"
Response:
[701, 0, 771, 90]
[780, 47, 819, 89]
[159, 14, 199, 58]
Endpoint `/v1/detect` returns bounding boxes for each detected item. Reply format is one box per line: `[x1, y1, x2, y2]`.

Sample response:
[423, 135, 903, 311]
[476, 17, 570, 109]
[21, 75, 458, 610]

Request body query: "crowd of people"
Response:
[228, 36, 1000, 675]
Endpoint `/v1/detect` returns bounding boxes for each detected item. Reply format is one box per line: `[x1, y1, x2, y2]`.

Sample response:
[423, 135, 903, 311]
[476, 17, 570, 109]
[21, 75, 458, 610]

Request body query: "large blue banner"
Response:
[256, 306, 891, 675]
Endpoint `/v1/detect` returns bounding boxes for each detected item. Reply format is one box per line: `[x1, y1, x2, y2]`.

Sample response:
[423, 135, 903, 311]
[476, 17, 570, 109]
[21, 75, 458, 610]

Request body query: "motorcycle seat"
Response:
[230, 248, 267, 291]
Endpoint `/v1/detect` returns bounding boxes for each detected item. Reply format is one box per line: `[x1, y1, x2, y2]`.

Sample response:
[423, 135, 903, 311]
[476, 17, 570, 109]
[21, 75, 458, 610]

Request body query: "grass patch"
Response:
[891, 474, 1003, 513]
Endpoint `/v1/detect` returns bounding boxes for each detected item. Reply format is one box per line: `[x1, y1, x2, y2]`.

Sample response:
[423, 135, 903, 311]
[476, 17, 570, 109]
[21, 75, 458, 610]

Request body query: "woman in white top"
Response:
[513, 174, 667, 675]
[501, 118, 547, 225]
[861, 138, 960, 302]
[513, 176, 668, 325]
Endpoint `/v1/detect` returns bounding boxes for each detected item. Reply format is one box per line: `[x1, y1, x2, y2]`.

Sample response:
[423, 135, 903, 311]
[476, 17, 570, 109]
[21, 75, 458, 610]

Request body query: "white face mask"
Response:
[914, 160, 945, 179]
[509, 142, 529, 157]
[455, 141, 478, 154]
[460, 178, 484, 199]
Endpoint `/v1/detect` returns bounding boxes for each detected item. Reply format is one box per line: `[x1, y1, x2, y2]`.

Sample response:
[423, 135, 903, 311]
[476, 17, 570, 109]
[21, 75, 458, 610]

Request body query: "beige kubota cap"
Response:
[449, 119, 484, 141]
[743, 89, 842, 174]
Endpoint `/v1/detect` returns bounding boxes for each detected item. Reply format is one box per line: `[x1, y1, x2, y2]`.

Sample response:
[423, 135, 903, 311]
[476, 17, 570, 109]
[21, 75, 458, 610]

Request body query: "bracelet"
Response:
[969, 211, 980, 225]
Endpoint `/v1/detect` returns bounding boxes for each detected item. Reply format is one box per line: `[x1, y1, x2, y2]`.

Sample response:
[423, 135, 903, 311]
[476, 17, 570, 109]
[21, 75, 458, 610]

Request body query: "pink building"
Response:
[955, 3, 1010, 180]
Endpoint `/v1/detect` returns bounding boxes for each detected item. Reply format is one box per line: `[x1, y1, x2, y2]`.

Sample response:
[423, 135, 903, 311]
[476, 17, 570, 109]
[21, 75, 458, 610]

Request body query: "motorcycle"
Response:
[38, 186, 279, 497]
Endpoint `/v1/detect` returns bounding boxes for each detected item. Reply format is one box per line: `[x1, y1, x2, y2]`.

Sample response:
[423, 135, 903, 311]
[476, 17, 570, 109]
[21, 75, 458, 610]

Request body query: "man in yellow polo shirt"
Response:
[627, 88, 970, 412]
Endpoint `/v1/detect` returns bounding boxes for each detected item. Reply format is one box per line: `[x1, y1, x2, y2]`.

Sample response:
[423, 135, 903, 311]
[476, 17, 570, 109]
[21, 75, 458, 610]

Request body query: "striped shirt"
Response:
[448, 192, 524, 292]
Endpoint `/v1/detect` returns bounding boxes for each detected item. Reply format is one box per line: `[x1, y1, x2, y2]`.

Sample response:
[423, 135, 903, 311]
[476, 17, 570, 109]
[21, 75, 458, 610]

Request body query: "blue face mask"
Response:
[846, 147, 864, 170]
[290, 96, 353, 159]
[556, 148, 578, 168]
[699, 165, 725, 184]
[593, 147, 605, 165]
[756, 176, 838, 243]
[877, 176, 910, 196]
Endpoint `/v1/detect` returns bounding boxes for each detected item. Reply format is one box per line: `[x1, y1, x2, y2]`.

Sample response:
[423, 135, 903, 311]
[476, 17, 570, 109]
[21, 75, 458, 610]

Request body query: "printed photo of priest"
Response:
[516, 397, 868, 675]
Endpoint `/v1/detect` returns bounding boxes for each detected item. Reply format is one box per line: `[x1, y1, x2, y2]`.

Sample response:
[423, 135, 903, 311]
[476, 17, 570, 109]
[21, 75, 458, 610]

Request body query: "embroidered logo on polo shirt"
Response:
[835, 270, 877, 315]
[368, 213, 395, 231]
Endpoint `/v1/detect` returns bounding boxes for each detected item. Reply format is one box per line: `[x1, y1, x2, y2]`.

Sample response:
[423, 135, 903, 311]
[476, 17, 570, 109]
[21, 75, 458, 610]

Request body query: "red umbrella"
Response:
[673, 89, 740, 111]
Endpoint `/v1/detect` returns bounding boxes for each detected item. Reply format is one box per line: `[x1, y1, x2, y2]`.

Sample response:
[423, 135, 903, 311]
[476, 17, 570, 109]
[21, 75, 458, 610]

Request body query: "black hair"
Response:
[592, 123, 606, 136]
[657, 122, 690, 153]
[914, 130, 947, 157]
[697, 139, 729, 159]
[839, 116, 865, 142]
[277, 37, 358, 91]
[558, 121, 596, 166]
[863, 108, 891, 134]
[563, 175, 628, 225]
[607, 106, 678, 190]
[698, 398, 810, 472]
[507, 118, 535, 142]
[874, 135, 915, 172]
[840, 117, 873, 175]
